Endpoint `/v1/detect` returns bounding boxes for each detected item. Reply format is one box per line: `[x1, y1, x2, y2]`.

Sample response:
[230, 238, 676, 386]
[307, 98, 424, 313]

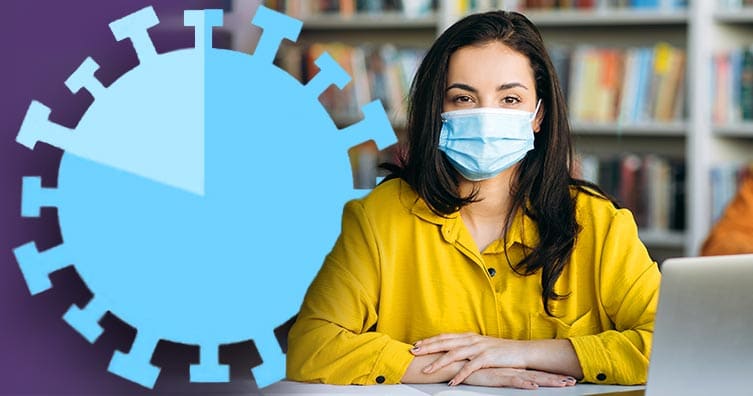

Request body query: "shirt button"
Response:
[487, 268, 496, 277]
[375, 375, 385, 384]
[596, 373, 607, 381]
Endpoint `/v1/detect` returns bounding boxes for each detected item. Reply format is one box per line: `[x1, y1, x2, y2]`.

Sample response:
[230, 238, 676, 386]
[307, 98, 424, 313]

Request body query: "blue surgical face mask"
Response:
[438, 100, 541, 181]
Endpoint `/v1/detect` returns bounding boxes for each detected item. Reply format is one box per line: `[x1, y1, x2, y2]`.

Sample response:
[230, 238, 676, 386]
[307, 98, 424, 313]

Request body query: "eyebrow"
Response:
[446, 82, 529, 92]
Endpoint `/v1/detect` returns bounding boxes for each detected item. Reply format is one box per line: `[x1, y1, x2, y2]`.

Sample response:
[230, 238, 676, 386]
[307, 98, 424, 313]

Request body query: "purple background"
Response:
[1, 1, 273, 394]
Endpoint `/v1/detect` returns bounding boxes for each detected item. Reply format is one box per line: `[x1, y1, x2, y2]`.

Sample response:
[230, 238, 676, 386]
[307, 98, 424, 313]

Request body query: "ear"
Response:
[533, 103, 544, 133]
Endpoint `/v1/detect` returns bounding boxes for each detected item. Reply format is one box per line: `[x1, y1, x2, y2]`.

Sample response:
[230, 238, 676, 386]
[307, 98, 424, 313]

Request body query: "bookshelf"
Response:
[508, 3, 689, 262]
[262, 0, 753, 260]
[639, 229, 686, 248]
[715, 7, 753, 23]
[715, 122, 753, 137]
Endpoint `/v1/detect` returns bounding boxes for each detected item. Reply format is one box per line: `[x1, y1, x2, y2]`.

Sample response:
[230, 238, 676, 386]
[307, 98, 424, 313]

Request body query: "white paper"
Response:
[263, 381, 645, 396]
[262, 380, 431, 395]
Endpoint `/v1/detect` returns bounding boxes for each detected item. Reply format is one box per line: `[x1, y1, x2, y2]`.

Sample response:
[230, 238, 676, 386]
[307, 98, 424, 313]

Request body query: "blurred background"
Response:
[2, 0, 752, 394]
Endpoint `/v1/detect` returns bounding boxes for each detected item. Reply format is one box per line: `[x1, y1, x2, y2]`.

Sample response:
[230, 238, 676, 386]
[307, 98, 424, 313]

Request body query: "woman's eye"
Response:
[503, 96, 521, 105]
[454, 95, 473, 103]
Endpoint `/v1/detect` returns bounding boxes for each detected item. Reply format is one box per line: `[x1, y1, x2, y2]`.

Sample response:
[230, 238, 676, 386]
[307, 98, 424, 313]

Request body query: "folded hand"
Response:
[411, 332, 525, 378]
[464, 367, 576, 389]
[412, 332, 576, 386]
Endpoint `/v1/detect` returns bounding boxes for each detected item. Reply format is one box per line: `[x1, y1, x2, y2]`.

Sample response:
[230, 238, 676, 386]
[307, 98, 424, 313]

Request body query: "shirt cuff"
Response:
[569, 334, 614, 384]
[367, 339, 414, 384]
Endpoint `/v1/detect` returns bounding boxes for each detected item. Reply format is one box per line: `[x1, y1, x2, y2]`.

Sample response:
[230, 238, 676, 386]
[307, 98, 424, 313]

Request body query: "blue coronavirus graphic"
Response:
[13, 5, 395, 389]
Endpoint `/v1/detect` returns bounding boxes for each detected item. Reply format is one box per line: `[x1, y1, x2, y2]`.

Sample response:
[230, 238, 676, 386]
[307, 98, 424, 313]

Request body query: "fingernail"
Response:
[411, 346, 420, 352]
[414, 341, 422, 347]
[567, 376, 576, 382]
[448, 380, 455, 386]
[531, 383, 539, 389]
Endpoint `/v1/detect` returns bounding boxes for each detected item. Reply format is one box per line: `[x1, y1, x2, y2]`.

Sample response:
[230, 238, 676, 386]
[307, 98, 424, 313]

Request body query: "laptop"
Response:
[597, 254, 753, 396]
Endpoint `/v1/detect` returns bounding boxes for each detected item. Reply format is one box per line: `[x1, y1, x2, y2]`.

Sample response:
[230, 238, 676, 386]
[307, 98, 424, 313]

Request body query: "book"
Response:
[579, 153, 686, 232]
[710, 46, 753, 124]
[618, 47, 640, 124]
[741, 47, 753, 121]
[653, 45, 685, 122]
[619, 153, 646, 227]
[548, 45, 571, 100]
[565, 44, 685, 124]
[668, 159, 686, 231]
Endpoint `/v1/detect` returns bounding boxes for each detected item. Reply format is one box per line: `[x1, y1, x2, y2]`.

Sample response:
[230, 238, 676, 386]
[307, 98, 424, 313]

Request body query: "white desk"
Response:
[263, 380, 645, 395]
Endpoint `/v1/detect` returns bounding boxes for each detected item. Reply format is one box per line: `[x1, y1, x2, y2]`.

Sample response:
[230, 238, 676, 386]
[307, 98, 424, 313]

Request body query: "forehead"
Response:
[447, 42, 535, 86]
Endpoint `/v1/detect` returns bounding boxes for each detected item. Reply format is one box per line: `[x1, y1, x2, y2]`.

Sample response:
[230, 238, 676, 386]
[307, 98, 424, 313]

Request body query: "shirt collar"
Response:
[399, 181, 460, 244]
[399, 180, 540, 252]
[403, 191, 457, 226]
[486, 205, 540, 253]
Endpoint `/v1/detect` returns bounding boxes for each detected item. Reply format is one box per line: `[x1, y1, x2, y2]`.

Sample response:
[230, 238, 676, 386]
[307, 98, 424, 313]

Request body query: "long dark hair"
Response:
[388, 10, 611, 316]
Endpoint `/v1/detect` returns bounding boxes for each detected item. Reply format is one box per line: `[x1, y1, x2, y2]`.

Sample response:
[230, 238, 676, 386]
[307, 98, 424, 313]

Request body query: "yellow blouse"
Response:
[287, 178, 660, 386]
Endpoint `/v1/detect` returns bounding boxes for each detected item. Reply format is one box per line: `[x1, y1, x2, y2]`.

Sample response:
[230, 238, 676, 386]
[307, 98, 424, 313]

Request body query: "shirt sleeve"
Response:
[568, 209, 661, 385]
[286, 199, 414, 385]
[701, 175, 753, 256]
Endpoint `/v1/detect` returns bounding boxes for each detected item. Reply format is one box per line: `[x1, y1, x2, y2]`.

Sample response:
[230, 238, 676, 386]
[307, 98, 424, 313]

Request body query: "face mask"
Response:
[438, 100, 541, 181]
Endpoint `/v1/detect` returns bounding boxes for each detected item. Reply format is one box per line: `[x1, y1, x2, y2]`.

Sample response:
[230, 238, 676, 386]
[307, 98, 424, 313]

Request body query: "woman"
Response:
[286, 10, 659, 389]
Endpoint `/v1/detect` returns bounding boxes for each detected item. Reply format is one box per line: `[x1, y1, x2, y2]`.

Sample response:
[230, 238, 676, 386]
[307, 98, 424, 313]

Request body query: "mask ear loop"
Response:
[529, 99, 542, 122]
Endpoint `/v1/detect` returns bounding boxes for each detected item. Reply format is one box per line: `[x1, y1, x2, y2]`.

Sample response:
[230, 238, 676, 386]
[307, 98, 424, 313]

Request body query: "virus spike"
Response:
[63, 296, 107, 343]
[251, 6, 302, 64]
[305, 52, 351, 96]
[13, 242, 70, 295]
[184, 9, 224, 53]
[189, 344, 229, 383]
[20, 176, 58, 218]
[65, 57, 105, 98]
[341, 100, 396, 150]
[16, 101, 74, 151]
[109, 6, 159, 63]
[250, 333, 285, 388]
[109, 330, 161, 389]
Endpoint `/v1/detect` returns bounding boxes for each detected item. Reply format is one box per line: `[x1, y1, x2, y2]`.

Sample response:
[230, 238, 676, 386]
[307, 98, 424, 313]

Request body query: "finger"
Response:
[510, 376, 540, 390]
[422, 350, 465, 374]
[423, 347, 477, 374]
[523, 371, 577, 387]
[492, 370, 540, 390]
[461, 368, 576, 389]
[464, 370, 539, 390]
[414, 332, 474, 347]
[460, 368, 539, 389]
[450, 359, 485, 385]
[413, 335, 477, 355]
